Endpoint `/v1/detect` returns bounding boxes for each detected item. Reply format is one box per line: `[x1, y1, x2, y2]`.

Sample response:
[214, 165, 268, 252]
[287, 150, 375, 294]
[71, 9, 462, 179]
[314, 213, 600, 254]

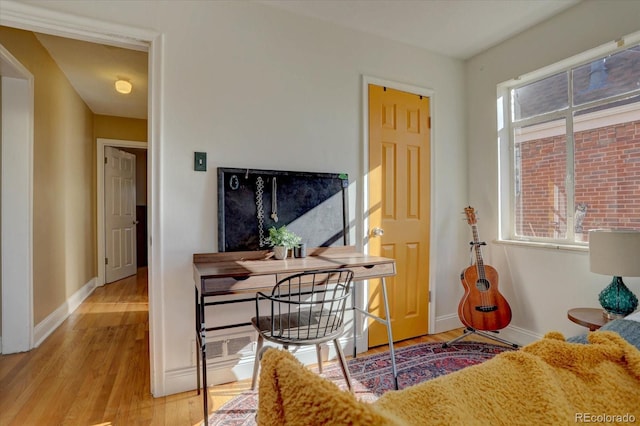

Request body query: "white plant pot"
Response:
[273, 246, 288, 260]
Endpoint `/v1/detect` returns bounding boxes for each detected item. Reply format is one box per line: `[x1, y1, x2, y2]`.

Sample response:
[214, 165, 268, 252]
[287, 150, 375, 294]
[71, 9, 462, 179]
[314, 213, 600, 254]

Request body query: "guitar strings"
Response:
[473, 224, 492, 310]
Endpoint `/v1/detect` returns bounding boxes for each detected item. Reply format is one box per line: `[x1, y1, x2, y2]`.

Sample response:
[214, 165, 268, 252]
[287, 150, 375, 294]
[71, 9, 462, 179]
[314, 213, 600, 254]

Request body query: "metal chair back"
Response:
[254, 269, 354, 344]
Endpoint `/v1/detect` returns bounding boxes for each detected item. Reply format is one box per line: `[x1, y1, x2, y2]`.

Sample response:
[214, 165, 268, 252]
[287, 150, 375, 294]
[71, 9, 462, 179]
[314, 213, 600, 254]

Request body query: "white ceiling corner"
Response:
[259, 0, 581, 59]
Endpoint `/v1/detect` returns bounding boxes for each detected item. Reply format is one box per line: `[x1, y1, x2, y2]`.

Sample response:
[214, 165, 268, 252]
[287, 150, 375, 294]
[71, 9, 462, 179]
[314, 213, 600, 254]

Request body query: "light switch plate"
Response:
[194, 152, 207, 171]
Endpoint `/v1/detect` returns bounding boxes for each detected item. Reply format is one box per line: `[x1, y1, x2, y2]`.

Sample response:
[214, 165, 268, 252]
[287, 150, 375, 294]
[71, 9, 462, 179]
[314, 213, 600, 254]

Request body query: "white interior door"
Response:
[105, 146, 137, 283]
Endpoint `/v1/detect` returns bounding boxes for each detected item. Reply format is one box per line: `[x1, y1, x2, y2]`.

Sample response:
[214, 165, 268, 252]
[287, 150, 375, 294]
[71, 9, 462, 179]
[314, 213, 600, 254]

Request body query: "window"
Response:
[499, 39, 640, 245]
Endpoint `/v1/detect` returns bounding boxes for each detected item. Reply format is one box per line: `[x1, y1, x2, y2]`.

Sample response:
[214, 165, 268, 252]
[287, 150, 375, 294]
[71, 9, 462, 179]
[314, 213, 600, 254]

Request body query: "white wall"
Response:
[466, 0, 640, 339]
[15, 0, 468, 395]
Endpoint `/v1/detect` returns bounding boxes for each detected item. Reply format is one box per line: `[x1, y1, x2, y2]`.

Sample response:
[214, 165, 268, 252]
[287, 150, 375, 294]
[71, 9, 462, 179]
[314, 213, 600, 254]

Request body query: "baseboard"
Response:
[434, 313, 463, 333]
[434, 313, 542, 346]
[166, 345, 321, 395]
[497, 324, 543, 346]
[33, 277, 97, 347]
[164, 338, 354, 396]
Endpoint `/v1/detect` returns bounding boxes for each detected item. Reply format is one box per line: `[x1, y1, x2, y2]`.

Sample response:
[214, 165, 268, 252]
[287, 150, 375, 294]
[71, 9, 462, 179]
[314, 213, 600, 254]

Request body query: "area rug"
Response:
[209, 340, 514, 425]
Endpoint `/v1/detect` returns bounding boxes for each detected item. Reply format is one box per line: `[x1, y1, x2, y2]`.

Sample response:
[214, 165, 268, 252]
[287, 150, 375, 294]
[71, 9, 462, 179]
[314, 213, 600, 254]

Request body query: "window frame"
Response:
[497, 32, 640, 248]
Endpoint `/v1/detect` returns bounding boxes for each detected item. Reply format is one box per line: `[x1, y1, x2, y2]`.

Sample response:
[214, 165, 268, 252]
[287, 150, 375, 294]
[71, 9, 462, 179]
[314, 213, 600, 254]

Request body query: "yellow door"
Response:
[368, 84, 430, 346]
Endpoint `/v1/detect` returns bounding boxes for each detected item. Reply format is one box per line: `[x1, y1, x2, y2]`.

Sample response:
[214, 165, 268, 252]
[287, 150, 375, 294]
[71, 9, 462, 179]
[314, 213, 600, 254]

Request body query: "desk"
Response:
[193, 246, 397, 420]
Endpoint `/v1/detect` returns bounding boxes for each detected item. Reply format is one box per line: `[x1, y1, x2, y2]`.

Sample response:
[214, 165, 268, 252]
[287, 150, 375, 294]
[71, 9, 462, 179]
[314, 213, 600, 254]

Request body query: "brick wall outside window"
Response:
[516, 119, 640, 240]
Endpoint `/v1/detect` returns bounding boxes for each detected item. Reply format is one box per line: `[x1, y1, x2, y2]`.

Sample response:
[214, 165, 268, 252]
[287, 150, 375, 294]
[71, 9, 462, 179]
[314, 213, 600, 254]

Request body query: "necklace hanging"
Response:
[271, 177, 278, 222]
[256, 177, 266, 247]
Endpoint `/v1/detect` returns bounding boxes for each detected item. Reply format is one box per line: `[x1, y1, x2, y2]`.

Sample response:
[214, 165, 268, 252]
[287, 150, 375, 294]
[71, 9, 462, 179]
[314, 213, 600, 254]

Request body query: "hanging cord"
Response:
[271, 177, 278, 223]
[256, 177, 266, 247]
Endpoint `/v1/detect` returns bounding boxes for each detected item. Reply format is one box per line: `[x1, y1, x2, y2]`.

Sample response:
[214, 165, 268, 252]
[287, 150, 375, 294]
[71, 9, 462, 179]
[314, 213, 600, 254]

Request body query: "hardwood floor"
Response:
[0, 269, 487, 425]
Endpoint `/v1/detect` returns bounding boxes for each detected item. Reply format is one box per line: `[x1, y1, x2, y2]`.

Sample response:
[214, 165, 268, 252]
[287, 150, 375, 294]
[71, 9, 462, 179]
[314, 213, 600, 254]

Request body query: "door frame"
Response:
[0, 44, 34, 354]
[97, 139, 147, 287]
[0, 2, 165, 396]
[360, 75, 437, 351]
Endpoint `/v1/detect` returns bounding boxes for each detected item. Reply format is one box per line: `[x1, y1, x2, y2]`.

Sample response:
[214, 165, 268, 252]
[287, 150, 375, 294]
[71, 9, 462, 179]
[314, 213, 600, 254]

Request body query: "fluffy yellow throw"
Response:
[257, 331, 640, 425]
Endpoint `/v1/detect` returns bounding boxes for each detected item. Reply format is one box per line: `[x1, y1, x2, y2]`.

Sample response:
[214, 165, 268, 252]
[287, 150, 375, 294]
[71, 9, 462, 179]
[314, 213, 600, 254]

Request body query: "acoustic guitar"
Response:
[458, 206, 512, 331]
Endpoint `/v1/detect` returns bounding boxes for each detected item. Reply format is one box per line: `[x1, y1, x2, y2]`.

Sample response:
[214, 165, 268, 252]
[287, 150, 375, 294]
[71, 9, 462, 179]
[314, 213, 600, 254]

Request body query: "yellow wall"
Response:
[0, 79, 2, 333]
[93, 114, 147, 142]
[0, 26, 95, 324]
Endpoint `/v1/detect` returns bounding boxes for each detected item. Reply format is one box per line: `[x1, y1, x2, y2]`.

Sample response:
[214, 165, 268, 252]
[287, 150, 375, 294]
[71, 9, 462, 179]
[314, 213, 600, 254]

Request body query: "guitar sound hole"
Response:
[475, 305, 498, 312]
[475, 278, 490, 291]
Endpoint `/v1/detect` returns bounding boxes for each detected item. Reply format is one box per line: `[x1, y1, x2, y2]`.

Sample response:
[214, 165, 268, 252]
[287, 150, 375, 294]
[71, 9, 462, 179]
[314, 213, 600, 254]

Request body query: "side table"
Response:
[567, 307, 610, 331]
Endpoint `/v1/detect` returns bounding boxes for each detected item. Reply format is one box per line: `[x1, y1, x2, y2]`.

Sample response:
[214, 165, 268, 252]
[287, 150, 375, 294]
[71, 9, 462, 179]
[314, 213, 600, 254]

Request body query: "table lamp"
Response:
[589, 229, 640, 319]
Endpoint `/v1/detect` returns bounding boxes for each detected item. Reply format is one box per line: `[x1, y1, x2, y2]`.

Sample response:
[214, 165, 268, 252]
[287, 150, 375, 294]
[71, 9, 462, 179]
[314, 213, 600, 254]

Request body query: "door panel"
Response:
[368, 84, 430, 346]
[105, 146, 137, 283]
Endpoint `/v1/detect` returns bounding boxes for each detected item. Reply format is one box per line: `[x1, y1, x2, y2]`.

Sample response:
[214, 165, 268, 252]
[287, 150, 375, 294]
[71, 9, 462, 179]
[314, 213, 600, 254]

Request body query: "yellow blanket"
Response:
[257, 331, 640, 425]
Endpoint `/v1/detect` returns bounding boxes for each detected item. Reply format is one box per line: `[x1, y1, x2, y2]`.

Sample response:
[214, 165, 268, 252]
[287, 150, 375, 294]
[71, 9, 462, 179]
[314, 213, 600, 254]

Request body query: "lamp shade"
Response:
[589, 229, 640, 277]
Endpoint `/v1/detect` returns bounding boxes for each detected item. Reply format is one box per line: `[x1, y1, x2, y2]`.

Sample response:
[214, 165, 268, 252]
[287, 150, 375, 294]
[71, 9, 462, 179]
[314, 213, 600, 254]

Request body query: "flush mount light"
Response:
[115, 79, 132, 94]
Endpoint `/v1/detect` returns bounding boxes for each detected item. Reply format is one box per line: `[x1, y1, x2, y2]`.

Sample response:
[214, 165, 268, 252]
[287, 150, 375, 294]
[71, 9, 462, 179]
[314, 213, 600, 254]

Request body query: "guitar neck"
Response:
[471, 224, 485, 270]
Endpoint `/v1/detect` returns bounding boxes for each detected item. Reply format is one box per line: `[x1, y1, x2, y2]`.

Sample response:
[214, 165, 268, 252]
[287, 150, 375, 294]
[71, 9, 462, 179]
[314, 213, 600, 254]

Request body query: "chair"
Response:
[250, 269, 354, 391]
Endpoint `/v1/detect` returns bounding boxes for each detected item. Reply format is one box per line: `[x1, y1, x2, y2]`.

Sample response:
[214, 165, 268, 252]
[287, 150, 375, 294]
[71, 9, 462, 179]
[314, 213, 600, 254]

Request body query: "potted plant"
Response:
[266, 225, 302, 260]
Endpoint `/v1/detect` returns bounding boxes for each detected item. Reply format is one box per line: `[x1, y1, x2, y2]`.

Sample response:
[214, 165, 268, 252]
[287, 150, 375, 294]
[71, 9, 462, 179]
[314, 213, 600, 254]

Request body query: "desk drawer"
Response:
[273, 262, 396, 283]
[202, 274, 276, 296]
[350, 262, 396, 280]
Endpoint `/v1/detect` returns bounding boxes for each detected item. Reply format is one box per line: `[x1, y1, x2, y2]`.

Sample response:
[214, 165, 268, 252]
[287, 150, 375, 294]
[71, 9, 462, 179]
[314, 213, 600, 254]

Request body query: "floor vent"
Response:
[205, 340, 225, 359]
[204, 331, 256, 361]
[226, 334, 253, 355]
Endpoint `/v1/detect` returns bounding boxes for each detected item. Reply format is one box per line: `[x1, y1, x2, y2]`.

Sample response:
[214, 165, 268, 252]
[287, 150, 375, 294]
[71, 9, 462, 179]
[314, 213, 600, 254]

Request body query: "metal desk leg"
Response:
[352, 285, 357, 359]
[353, 277, 399, 390]
[380, 277, 398, 390]
[195, 288, 201, 395]
[199, 292, 209, 422]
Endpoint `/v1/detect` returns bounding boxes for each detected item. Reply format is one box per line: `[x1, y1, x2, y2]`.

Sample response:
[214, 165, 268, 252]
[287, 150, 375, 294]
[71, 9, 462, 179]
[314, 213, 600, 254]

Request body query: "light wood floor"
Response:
[0, 268, 494, 426]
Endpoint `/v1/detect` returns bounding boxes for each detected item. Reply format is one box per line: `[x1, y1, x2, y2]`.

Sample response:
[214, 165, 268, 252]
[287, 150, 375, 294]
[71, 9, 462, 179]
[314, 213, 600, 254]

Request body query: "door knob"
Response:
[371, 227, 384, 237]
[133, 220, 140, 225]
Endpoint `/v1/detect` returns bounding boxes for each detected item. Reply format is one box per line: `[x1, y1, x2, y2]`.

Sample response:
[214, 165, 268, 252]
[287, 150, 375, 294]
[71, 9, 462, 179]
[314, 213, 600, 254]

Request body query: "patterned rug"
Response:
[209, 340, 515, 425]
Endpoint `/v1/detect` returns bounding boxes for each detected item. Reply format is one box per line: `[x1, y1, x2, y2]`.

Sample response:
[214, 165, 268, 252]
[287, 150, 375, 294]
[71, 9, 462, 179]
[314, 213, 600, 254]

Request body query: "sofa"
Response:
[257, 316, 640, 425]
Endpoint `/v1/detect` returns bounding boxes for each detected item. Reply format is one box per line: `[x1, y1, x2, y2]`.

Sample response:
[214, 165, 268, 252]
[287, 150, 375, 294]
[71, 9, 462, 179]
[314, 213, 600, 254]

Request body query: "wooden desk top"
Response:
[193, 246, 396, 296]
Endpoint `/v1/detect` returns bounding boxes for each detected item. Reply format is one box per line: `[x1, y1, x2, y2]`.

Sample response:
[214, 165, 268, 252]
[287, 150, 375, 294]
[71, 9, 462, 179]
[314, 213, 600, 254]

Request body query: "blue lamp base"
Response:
[598, 276, 638, 319]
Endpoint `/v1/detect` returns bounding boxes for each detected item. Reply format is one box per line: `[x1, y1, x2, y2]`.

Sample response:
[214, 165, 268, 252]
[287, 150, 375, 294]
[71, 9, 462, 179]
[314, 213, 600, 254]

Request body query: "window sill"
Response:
[494, 239, 588, 253]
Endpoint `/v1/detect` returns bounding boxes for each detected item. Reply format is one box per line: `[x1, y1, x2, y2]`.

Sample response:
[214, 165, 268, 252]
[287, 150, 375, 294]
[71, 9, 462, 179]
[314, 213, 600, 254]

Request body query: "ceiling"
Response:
[35, 33, 148, 120]
[263, 0, 581, 59]
[31, 0, 580, 120]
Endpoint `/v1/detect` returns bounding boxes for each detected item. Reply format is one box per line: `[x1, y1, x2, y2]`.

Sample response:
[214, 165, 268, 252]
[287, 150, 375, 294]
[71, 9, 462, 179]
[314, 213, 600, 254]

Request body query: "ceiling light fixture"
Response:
[115, 79, 132, 94]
